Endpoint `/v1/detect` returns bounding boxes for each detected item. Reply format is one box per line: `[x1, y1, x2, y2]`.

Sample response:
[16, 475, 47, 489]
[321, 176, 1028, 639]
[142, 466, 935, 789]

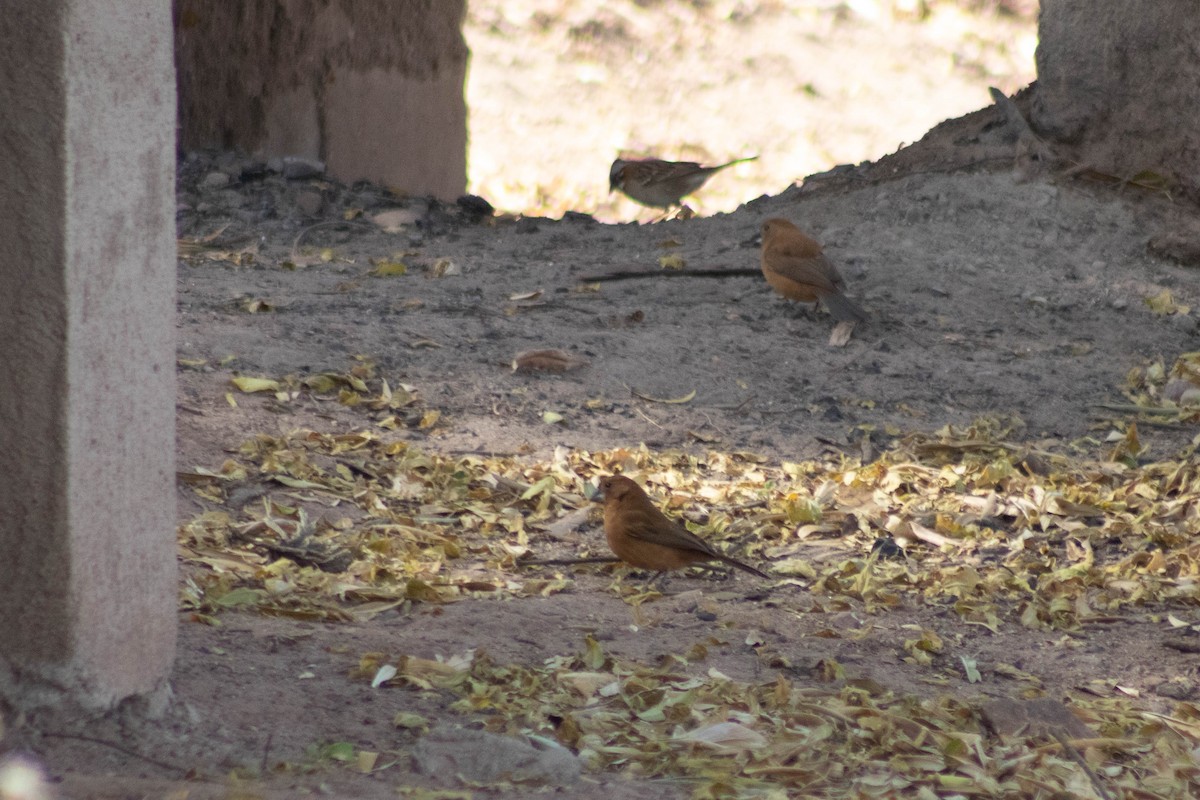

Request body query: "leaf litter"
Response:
[178, 383, 1200, 797]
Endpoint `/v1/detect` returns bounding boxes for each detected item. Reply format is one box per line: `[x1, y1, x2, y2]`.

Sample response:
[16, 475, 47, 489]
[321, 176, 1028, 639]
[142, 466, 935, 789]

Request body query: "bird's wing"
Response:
[639, 161, 703, 185]
[766, 251, 844, 293]
[621, 507, 719, 557]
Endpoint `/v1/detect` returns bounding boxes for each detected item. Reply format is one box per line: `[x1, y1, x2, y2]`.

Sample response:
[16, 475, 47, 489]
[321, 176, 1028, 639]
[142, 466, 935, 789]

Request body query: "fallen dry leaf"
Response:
[829, 320, 856, 347]
[512, 349, 589, 373]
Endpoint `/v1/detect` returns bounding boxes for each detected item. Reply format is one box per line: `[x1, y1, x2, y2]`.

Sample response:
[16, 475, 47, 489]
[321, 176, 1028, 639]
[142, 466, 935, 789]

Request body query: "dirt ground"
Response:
[9, 2, 1200, 799]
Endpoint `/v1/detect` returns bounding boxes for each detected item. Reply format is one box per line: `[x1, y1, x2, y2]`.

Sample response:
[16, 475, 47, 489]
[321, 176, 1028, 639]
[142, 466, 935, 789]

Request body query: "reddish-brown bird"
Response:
[596, 475, 768, 579]
[760, 217, 867, 322]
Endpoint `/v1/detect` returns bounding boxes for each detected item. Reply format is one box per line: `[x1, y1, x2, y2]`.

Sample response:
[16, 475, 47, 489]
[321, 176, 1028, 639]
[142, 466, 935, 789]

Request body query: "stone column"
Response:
[0, 0, 177, 710]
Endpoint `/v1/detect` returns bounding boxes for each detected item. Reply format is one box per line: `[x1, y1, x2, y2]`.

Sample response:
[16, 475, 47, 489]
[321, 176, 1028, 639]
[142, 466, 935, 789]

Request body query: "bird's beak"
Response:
[588, 481, 605, 503]
[608, 161, 625, 193]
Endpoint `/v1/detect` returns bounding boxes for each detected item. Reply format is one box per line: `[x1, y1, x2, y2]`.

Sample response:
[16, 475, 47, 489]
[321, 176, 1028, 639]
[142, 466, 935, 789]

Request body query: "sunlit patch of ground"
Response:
[465, 0, 1037, 220]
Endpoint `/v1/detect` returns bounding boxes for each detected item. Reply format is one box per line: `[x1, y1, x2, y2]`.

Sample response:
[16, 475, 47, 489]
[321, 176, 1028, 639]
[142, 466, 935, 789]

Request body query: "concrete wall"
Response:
[1033, 0, 1200, 200]
[175, 0, 469, 199]
[0, 0, 177, 709]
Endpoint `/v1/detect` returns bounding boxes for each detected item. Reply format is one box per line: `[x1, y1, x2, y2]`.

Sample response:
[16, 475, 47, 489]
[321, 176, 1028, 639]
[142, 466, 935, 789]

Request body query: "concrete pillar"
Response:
[0, 0, 177, 709]
[175, 0, 469, 200]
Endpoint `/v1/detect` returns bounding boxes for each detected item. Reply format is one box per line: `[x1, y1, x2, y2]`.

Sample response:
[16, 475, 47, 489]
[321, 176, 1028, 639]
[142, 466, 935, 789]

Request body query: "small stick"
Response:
[41, 731, 186, 775]
[1090, 403, 1187, 416]
[518, 556, 621, 566]
[260, 732, 274, 775]
[578, 267, 760, 283]
[1051, 730, 1113, 800]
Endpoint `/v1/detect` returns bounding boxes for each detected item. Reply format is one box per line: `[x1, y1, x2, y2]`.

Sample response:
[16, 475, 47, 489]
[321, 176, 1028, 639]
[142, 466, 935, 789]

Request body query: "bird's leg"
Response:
[646, 571, 670, 591]
[788, 301, 818, 321]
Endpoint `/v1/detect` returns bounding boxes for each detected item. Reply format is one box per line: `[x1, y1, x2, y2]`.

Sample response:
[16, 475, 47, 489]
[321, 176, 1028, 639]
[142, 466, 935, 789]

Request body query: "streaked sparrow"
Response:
[609, 156, 757, 209]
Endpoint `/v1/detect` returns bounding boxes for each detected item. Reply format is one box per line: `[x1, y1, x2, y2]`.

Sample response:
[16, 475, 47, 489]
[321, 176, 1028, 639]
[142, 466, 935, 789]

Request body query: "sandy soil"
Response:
[464, 0, 1038, 219]
[9, 3, 1200, 799]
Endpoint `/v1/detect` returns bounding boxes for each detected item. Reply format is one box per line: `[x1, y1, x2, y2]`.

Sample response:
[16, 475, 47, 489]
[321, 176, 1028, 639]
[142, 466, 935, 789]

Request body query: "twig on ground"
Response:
[41, 731, 186, 776]
[579, 267, 760, 283]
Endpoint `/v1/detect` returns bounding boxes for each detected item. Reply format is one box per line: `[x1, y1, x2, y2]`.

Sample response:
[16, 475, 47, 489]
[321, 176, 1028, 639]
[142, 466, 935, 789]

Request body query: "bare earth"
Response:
[11, 3, 1200, 799]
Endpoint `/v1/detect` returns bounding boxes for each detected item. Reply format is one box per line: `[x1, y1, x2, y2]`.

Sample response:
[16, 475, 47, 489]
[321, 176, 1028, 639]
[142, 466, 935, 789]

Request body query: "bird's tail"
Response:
[714, 156, 758, 171]
[717, 553, 770, 579]
[822, 291, 868, 323]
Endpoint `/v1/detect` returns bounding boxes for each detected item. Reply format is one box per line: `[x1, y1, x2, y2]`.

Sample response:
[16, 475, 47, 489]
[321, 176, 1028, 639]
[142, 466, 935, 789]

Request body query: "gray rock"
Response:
[1169, 313, 1198, 335]
[273, 156, 326, 180]
[412, 727, 581, 787]
[201, 171, 231, 190]
[293, 188, 324, 217]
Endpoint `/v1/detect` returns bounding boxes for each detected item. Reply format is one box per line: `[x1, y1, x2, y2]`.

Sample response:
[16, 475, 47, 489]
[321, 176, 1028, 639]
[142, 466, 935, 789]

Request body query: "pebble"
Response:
[1168, 313, 1198, 335]
[293, 188, 324, 217]
[413, 728, 581, 786]
[270, 156, 326, 180]
[201, 171, 230, 189]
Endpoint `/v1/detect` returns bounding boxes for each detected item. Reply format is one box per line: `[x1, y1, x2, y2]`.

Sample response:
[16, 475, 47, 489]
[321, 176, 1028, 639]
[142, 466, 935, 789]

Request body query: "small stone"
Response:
[1155, 678, 1196, 700]
[980, 697, 1095, 739]
[456, 194, 494, 220]
[515, 217, 540, 234]
[1169, 313, 1198, 334]
[561, 210, 597, 224]
[294, 189, 324, 217]
[413, 728, 580, 787]
[277, 156, 326, 180]
[371, 208, 423, 232]
[201, 171, 230, 190]
[212, 190, 247, 209]
[237, 159, 269, 180]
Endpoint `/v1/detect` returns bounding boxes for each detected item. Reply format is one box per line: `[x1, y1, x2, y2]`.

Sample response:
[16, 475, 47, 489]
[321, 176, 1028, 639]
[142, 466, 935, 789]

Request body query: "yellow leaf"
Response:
[393, 712, 428, 730]
[658, 254, 686, 270]
[630, 387, 696, 404]
[303, 374, 340, 393]
[432, 258, 460, 277]
[231, 376, 279, 393]
[370, 260, 408, 277]
[581, 635, 606, 670]
[1146, 289, 1189, 315]
[356, 751, 379, 773]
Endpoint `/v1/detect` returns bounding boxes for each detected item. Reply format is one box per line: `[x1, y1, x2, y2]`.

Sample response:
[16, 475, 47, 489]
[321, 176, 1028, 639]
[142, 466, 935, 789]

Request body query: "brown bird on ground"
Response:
[596, 475, 768, 580]
[609, 156, 757, 210]
[759, 217, 867, 322]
